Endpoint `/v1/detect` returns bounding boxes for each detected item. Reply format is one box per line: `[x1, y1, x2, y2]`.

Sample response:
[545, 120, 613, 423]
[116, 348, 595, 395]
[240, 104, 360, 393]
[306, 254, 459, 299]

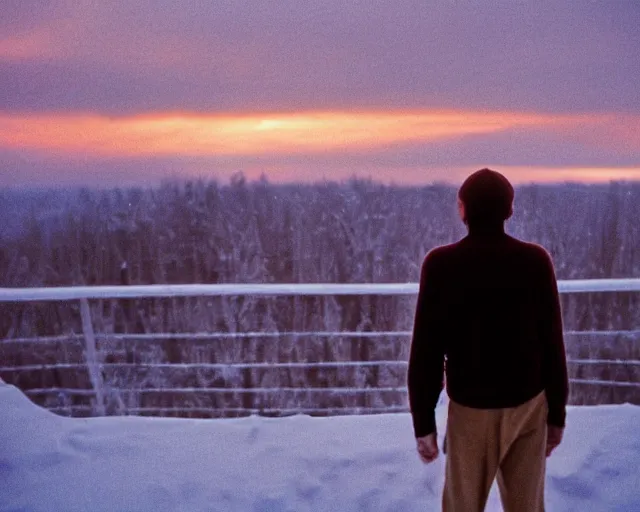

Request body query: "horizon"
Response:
[2, 171, 640, 194]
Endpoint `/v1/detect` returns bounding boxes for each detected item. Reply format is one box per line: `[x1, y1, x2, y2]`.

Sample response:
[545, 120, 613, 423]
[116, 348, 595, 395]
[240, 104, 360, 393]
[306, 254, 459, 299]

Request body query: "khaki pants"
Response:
[442, 390, 548, 512]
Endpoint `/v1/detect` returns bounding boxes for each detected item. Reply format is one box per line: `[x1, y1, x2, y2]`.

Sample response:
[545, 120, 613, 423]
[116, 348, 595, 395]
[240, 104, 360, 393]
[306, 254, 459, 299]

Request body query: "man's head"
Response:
[457, 168, 514, 226]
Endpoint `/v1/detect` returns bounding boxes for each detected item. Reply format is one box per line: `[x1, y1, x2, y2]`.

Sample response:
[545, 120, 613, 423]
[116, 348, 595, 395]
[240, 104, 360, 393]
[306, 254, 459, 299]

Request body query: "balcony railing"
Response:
[1, 279, 639, 418]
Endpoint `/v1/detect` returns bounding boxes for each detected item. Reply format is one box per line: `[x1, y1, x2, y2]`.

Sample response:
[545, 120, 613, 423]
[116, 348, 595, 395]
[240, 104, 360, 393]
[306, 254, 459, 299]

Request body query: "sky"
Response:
[1, 0, 639, 187]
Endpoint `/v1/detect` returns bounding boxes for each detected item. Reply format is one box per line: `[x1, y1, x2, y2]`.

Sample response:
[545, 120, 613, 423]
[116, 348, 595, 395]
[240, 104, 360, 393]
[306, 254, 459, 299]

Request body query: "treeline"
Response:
[2, 177, 639, 326]
[0, 177, 639, 415]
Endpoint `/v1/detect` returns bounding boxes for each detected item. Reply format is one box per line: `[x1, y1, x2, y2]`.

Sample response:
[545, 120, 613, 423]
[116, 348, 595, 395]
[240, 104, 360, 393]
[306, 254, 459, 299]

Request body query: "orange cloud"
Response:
[0, 110, 578, 157]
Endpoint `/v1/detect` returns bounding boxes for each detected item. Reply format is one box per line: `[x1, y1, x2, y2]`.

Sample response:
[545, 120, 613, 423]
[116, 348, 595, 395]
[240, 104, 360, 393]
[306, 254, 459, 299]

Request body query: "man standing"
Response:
[407, 169, 569, 511]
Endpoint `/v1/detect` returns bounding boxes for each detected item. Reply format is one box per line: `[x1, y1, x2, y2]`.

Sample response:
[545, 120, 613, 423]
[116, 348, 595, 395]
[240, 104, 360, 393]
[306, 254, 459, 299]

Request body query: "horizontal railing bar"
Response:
[564, 330, 640, 337]
[569, 379, 640, 388]
[24, 377, 640, 396]
[47, 405, 410, 415]
[4, 358, 640, 374]
[1, 278, 640, 302]
[567, 359, 640, 365]
[1, 332, 409, 345]
[99, 331, 410, 340]
[1, 335, 83, 345]
[0, 332, 408, 345]
[559, 279, 640, 293]
[25, 386, 408, 395]
[0, 283, 417, 301]
[3, 329, 639, 345]
[0, 361, 409, 372]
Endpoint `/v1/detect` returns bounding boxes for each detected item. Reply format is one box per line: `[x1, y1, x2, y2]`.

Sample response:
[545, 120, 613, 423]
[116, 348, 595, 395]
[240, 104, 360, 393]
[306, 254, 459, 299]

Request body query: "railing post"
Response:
[80, 298, 106, 416]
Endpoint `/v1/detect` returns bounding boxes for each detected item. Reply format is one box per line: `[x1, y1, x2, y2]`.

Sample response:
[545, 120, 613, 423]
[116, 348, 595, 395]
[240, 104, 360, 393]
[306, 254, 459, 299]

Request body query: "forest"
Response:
[1, 176, 639, 416]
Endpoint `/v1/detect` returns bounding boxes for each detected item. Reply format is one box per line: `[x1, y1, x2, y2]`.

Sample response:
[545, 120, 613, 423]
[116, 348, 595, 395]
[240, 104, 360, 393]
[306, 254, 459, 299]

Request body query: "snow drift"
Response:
[1, 378, 639, 512]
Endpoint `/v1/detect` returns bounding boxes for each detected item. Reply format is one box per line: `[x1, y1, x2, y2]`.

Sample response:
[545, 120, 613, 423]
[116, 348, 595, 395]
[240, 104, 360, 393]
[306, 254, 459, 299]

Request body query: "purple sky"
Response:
[1, 0, 639, 187]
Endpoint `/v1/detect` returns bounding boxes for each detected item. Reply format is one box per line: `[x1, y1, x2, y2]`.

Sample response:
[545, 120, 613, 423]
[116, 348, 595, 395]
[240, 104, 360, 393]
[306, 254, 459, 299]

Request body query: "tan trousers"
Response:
[442, 390, 548, 512]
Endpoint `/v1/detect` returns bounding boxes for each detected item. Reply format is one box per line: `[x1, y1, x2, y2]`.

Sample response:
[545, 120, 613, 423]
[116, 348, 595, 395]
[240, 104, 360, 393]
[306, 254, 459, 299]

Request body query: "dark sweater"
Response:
[407, 223, 569, 438]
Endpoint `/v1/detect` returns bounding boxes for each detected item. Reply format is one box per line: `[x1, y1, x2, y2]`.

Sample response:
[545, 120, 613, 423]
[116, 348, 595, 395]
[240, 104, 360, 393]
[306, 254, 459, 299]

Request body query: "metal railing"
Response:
[2, 278, 640, 302]
[1, 279, 640, 418]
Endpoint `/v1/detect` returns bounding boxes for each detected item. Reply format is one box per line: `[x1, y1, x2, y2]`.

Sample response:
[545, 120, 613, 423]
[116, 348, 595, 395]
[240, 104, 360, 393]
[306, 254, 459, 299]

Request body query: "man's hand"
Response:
[416, 433, 439, 464]
[546, 425, 564, 457]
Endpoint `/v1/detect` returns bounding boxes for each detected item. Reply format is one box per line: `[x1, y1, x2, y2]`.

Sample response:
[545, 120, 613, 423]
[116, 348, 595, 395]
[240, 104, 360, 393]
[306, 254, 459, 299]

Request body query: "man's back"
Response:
[425, 228, 567, 420]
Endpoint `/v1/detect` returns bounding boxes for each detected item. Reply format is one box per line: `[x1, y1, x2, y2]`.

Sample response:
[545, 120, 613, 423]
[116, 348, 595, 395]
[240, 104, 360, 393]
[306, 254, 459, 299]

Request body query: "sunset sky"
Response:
[1, 1, 639, 187]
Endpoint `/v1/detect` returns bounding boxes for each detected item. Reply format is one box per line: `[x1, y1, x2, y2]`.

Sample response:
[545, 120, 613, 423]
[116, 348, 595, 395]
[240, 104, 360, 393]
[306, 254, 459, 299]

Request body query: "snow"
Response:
[1, 278, 640, 302]
[2, 378, 639, 512]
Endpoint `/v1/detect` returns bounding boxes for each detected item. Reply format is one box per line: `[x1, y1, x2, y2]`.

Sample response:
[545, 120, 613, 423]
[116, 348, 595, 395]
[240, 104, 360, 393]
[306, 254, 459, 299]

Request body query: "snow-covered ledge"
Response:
[1, 379, 639, 511]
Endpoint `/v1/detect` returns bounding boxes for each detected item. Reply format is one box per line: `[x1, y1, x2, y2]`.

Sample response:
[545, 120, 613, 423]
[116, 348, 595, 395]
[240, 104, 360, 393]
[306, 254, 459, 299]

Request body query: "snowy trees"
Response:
[0, 179, 638, 416]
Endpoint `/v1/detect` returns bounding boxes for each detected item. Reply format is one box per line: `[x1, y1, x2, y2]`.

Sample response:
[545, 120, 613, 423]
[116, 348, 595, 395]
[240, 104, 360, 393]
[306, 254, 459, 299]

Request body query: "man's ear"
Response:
[457, 198, 466, 224]
[505, 202, 514, 220]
